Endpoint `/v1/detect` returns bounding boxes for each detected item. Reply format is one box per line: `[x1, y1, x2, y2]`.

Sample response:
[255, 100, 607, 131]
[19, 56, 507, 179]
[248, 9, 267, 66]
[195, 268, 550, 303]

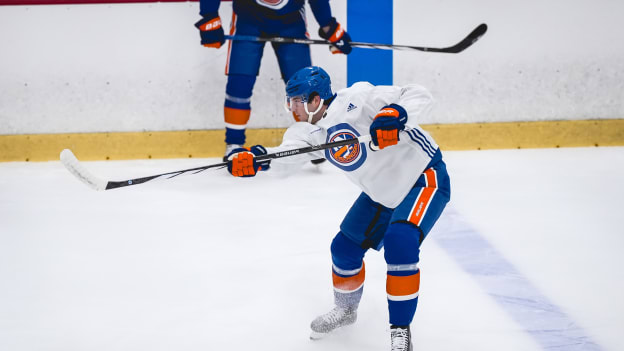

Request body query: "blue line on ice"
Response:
[433, 208, 602, 351]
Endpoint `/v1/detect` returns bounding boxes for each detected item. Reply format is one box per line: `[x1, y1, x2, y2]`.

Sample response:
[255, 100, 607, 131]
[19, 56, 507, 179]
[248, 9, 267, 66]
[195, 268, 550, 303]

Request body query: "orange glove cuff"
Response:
[199, 17, 222, 31]
[374, 107, 400, 119]
[203, 42, 222, 48]
[328, 22, 345, 43]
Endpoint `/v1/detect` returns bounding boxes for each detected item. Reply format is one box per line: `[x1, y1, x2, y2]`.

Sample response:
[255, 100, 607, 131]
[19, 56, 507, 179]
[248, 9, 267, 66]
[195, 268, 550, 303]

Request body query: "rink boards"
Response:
[1, 119, 623, 162]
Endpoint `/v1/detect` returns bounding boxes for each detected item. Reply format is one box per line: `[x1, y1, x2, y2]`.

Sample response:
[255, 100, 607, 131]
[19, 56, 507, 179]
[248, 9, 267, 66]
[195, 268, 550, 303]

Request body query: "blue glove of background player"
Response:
[370, 104, 408, 150]
[319, 17, 352, 55]
[227, 145, 271, 177]
[194, 13, 225, 48]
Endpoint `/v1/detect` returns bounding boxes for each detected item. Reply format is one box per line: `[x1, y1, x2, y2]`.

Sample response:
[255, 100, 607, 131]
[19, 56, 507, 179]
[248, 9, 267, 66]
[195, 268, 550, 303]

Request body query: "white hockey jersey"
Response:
[267, 81, 439, 208]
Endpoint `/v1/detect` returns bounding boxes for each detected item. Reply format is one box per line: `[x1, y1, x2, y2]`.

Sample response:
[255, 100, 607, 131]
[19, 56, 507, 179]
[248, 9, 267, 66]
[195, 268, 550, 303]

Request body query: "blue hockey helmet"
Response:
[285, 66, 333, 103]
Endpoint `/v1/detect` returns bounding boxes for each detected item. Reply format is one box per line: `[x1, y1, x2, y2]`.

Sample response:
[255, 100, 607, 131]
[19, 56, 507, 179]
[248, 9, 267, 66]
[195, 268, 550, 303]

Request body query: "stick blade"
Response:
[60, 149, 107, 191]
[449, 23, 488, 53]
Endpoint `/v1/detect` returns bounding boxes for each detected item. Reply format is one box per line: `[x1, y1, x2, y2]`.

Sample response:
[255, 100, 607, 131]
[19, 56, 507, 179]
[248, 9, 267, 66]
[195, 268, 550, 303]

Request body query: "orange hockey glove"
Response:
[227, 145, 270, 177]
[369, 104, 408, 150]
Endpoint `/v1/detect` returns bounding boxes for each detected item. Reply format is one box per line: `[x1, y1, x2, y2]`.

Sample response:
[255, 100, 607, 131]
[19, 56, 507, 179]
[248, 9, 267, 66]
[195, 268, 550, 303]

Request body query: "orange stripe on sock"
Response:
[224, 107, 250, 126]
[386, 271, 420, 297]
[333, 263, 365, 292]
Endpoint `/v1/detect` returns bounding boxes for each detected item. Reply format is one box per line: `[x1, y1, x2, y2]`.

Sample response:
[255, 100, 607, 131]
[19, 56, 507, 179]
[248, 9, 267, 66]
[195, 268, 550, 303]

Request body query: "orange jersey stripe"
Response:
[333, 263, 365, 292]
[224, 106, 251, 126]
[386, 271, 420, 297]
[225, 12, 237, 75]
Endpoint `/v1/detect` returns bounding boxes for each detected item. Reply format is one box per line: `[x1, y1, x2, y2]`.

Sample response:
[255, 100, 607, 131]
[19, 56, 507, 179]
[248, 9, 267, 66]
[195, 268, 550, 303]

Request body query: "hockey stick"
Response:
[60, 134, 372, 191]
[225, 23, 487, 54]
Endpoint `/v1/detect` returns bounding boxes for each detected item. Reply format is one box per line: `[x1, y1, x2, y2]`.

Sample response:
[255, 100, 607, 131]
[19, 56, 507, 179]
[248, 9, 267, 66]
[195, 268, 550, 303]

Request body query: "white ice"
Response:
[1, 147, 623, 350]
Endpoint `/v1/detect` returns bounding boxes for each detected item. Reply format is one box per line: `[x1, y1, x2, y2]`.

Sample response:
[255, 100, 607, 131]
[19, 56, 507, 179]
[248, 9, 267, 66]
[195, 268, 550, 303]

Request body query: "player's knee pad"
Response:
[225, 74, 256, 110]
[383, 222, 422, 265]
[331, 232, 366, 308]
[331, 232, 366, 271]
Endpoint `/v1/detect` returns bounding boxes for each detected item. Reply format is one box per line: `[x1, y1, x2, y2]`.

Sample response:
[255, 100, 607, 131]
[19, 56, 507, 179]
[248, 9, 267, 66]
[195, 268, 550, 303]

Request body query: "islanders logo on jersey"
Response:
[325, 123, 367, 172]
[256, 0, 289, 10]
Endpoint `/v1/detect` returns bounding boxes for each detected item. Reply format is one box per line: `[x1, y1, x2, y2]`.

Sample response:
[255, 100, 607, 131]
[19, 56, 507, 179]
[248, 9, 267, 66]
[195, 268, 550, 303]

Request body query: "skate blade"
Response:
[309, 331, 329, 340]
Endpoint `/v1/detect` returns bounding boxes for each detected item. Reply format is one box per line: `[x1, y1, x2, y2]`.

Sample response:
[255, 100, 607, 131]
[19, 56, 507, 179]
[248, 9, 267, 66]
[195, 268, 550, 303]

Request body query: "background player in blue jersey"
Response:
[225, 66, 451, 351]
[195, 0, 352, 156]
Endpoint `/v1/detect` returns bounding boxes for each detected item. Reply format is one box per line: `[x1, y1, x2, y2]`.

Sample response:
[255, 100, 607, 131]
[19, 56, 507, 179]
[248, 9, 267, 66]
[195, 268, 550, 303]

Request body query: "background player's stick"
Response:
[60, 135, 373, 191]
[225, 23, 487, 54]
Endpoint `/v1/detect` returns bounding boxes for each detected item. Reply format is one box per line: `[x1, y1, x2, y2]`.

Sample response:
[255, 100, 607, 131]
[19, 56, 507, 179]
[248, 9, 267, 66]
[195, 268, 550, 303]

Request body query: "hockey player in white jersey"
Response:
[226, 66, 451, 351]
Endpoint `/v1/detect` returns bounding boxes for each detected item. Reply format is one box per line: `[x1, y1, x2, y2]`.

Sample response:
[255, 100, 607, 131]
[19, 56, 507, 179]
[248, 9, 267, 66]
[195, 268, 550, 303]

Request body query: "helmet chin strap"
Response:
[304, 99, 324, 123]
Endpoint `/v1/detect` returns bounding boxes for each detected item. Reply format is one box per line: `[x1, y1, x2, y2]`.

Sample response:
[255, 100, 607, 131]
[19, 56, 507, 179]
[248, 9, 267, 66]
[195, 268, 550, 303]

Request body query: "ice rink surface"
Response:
[1, 146, 623, 351]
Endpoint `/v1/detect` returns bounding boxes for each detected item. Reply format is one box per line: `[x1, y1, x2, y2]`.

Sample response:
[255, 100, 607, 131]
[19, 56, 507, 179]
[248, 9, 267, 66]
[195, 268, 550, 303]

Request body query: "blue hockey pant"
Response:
[223, 12, 312, 145]
[330, 153, 450, 326]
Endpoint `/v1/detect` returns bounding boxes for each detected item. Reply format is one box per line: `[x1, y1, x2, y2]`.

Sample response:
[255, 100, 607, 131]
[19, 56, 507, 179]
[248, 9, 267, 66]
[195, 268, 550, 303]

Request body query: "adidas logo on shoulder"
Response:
[347, 103, 357, 112]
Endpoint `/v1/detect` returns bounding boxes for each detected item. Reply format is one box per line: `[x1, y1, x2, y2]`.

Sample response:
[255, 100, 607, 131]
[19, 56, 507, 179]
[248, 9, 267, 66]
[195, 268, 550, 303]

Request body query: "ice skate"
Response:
[223, 144, 243, 161]
[390, 325, 413, 351]
[309, 306, 357, 340]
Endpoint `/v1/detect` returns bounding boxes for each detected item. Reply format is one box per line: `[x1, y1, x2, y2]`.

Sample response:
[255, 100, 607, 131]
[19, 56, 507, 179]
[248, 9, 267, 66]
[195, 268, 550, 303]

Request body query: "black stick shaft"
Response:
[104, 135, 370, 190]
[224, 23, 487, 54]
